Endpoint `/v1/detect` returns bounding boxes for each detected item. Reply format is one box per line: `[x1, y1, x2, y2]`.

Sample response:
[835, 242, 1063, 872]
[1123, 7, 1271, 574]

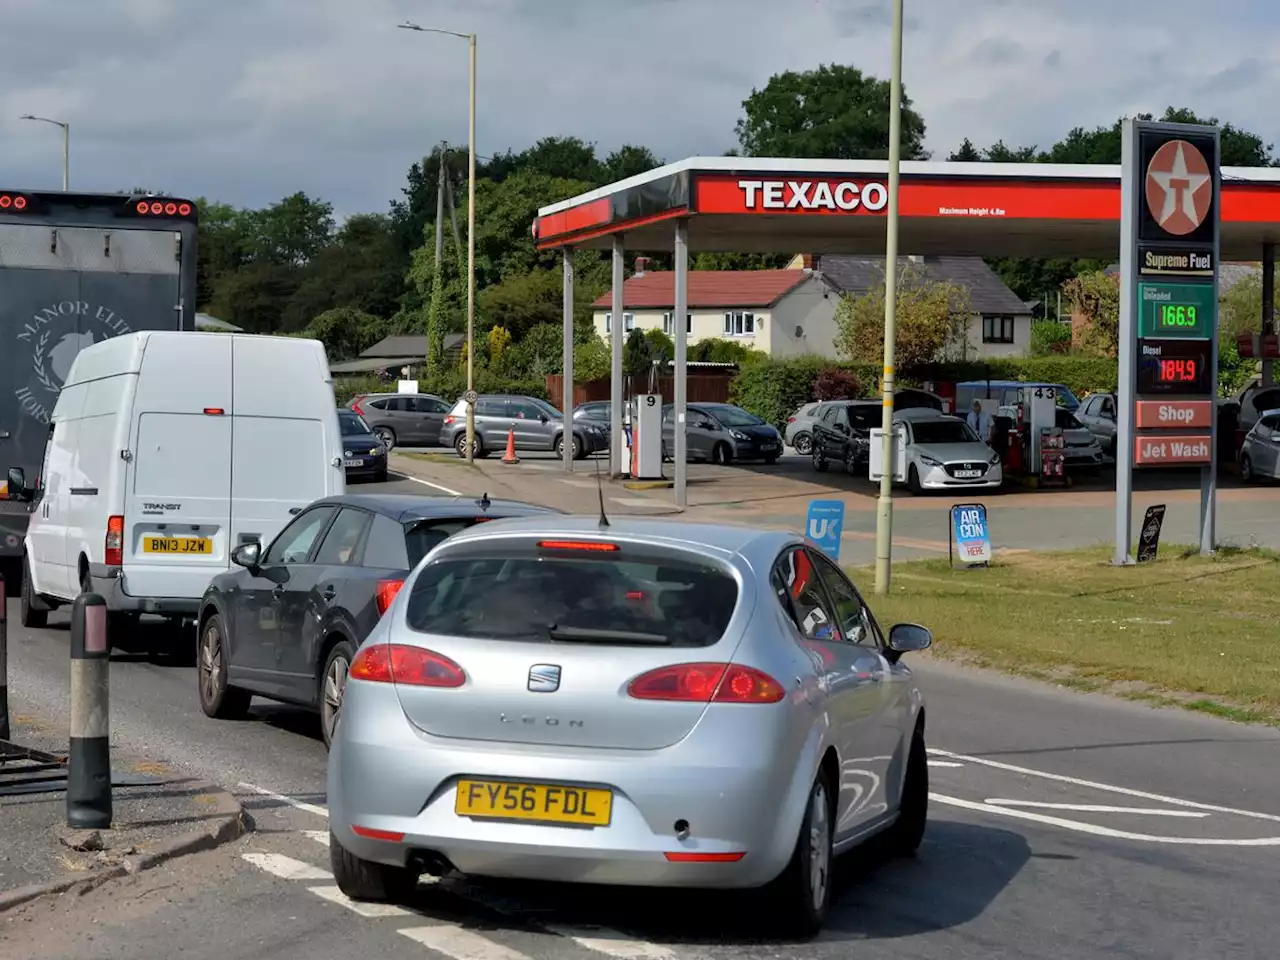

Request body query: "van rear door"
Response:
[229, 337, 340, 552]
[123, 335, 233, 600]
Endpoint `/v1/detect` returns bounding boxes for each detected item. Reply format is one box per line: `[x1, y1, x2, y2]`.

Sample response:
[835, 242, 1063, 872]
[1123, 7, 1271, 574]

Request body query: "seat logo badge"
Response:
[528, 664, 561, 693]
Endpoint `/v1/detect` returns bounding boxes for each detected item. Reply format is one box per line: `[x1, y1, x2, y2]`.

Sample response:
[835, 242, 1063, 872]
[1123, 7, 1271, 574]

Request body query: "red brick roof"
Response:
[590, 269, 810, 310]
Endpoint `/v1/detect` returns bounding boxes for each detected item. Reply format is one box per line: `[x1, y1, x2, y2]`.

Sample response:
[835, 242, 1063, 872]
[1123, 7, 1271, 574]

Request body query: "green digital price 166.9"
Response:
[1159, 303, 1198, 327]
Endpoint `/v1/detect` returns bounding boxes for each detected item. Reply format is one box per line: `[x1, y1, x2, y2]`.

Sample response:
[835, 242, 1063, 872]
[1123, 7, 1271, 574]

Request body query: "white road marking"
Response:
[242, 853, 333, 880]
[547, 926, 677, 960]
[308, 885, 413, 917]
[399, 924, 532, 960]
[929, 748, 1280, 823]
[302, 830, 330, 846]
[931, 793, 1280, 846]
[984, 799, 1210, 818]
[609, 497, 665, 507]
[928, 760, 965, 768]
[238, 782, 329, 819]
[389, 472, 462, 496]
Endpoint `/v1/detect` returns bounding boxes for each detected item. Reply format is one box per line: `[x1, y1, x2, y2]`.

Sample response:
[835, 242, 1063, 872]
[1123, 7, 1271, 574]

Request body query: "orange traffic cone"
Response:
[503, 427, 519, 464]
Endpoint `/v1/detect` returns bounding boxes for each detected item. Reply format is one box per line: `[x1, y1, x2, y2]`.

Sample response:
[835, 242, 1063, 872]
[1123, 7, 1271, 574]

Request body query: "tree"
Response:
[602, 145, 663, 182]
[305, 307, 389, 361]
[948, 139, 982, 161]
[833, 266, 971, 367]
[245, 192, 335, 266]
[690, 252, 791, 271]
[1061, 271, 1120, 357]
[735, 64, 928, 160]
[1039, 107, 1277, 166]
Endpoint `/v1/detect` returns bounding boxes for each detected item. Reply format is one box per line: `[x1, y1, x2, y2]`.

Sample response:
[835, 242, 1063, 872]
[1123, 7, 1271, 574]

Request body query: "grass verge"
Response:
[855, 545, 1280, 726]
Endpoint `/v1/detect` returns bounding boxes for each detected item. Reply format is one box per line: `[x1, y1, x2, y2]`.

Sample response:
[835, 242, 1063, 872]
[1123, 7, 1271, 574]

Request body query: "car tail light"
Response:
[350, 397, 366, 416]
[443, 414, 456, 426]
[349, 643, 466, 687]
[627, 663, 785, 703]
[787, 416, 796, 423]
[105, 515, 124, 566]
[375, 579, 405, 616]
[537, 540, 619, 552]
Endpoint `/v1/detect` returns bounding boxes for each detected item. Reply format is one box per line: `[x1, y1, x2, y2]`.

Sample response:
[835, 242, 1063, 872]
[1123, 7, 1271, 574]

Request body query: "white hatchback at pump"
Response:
[896, 409, 1003, 494]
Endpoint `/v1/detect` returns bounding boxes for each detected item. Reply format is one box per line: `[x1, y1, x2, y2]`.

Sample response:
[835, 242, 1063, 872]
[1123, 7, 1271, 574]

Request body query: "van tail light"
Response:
[349, 643, 465, 688]
[105, 515, 124, 566]
[375, 579, 405, 616]
[627, 663, 785, 704]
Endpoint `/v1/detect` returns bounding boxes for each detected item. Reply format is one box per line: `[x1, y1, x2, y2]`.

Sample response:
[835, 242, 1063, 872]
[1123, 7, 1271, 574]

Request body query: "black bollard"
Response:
[0, 579, 8, 742]
[67, 593, 111, 829]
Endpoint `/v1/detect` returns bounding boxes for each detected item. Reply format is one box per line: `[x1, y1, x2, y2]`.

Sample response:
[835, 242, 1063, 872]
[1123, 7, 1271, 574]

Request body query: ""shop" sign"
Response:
[736, 179, 889, 213]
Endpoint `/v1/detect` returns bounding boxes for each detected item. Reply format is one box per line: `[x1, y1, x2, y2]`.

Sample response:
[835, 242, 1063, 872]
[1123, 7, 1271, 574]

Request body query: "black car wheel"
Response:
[198, 614, 252, 720]
[320, 640, 355, 750]
[767, 767, 834, 937]
[455, 432, 484, 459]
[885, 723, 929, 857]
[1241, 454, 1255, 483]
[20, 553, 47, 629]
[812, 447, 828, 473]
[331, 830, 420, 903]
[374, 427, 396, 451]
[556, 434, 584, 460]
[711, 442, 732, 466]
[793, 432, 813, 456]
[908, 464, 924, 495]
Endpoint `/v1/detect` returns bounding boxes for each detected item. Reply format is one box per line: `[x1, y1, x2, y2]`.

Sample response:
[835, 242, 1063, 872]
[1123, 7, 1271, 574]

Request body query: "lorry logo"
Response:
[15, 301, 133, 425]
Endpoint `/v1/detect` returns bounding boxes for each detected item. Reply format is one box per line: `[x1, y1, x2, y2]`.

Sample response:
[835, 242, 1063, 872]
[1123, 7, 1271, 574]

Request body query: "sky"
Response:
[2, 0, 1279, 218]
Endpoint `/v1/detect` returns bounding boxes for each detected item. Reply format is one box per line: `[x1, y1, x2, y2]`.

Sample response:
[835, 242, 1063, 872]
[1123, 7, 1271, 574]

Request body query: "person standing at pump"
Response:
[967, 399, 995, 446]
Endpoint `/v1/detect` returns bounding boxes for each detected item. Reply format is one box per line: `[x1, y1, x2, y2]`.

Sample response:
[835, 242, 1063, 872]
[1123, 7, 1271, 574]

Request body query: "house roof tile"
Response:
[590, 270, 810, 310]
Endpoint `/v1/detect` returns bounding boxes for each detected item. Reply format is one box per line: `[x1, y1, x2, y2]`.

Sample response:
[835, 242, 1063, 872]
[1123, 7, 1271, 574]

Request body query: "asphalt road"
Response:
[6, 521, 1280, 960]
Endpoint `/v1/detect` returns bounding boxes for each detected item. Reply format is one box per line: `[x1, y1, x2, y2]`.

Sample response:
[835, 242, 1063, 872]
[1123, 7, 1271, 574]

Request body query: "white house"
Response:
[590, 261, 840, 359]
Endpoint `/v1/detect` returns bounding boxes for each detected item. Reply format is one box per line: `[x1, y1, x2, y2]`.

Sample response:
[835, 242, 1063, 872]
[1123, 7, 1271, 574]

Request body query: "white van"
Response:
[7, 331, 345, 631]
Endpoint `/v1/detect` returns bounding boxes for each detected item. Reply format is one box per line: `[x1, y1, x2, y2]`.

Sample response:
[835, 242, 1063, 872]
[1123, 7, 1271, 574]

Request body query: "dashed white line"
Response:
[547, 926, 678, 960]
[399, 924, 531, 960]
[929, 748, 1280, 823]
[984, 799, 1209, 818]
[238, 782, 329, 818]
[308, 885, 413, 917]
[389, 472, 462, 496]
[242, 852, 332, 880]
[927, 760, 964, 768]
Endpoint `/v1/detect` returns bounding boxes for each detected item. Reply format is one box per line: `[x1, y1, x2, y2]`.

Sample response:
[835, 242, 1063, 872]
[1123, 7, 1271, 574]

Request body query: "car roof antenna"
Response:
[594, 457, 610, 528]
[477, 491, 491, 512]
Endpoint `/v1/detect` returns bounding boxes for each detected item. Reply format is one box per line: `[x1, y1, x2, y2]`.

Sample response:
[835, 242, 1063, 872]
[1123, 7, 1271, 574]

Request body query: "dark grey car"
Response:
[349, 393, 450, 450]
[661, 402, 783, 464]
[338, 410, 388, 483]
[194, 493, 561, 748]
[440, 394, 608, 460]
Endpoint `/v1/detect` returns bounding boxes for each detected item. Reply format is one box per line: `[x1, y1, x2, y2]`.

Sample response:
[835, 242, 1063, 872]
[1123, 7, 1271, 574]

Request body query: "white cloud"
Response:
[0, 0, 1277, 215]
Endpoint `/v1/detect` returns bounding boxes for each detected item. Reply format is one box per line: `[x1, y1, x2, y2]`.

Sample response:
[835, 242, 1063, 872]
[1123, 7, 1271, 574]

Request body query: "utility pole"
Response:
[434, 143, 446, 271]
[426, 142, 447, 373]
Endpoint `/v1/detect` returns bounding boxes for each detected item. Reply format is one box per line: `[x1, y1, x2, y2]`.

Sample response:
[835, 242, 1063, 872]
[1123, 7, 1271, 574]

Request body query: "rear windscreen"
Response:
[404, 543, 739, 647]
[405, 518, 491, 567]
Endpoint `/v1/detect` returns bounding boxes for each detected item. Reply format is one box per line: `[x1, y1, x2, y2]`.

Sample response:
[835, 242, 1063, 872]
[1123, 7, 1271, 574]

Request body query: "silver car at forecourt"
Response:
[327, 516, 933, 935]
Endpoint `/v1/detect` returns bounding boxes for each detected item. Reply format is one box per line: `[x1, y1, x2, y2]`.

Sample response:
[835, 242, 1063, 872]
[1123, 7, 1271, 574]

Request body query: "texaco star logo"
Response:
[1144, 139, 1213, 236]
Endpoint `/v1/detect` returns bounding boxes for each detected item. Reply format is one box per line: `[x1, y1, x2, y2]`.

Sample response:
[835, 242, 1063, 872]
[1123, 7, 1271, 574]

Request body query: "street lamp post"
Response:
[873, 0, 905, 596]
[20, 114, 69, 191]
[399, 22, 478, 464]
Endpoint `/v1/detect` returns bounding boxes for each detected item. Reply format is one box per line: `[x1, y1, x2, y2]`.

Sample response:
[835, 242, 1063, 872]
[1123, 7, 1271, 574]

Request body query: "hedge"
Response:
[333, 370, 550, 407]
[729, 354, 1119, 427]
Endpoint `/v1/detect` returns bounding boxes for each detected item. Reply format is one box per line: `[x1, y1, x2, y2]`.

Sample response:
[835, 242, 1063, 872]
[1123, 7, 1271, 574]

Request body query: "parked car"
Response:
[327, 516, 933, 935]
[348, 393, 451, 450]
[785, 401, 823, 455]
[440, 395, 607, 460]
[1240, 410, 1280, 483]
[811, 400, 881, 473]
[338, 411, 388, 484]
[573, 401, 613, 442]
[1075, 392, 1119, 456]
[195, 493, 561, 748]
[661, 403, 783, 464]
[957, 380, 1082, 414]
[8, 331, 344, 635]
[1236, 383, 1280, 446]
[998, 405, 1106, 469]
[895, 409, 1003, 494]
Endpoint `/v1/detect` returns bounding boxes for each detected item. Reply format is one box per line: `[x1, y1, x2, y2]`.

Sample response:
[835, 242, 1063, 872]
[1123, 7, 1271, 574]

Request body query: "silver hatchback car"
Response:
[327, 516, 933, 935]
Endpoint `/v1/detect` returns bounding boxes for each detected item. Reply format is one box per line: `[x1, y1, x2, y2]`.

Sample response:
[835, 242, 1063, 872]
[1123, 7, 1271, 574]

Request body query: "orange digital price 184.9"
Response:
[1158, 358, 1197, 383]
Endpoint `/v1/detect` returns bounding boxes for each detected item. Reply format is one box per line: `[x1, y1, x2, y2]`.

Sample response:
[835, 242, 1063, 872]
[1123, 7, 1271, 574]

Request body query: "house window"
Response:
[663, 312, 692, 335]
[723, 311, 756, 337]
[982, 315, 1015, 344]
[604, 312, 635, 334]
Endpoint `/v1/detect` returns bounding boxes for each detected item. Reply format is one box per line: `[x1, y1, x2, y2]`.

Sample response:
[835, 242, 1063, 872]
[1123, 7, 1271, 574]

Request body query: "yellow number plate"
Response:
[142, 536, 211, 555]
[455, 779, 612, 826]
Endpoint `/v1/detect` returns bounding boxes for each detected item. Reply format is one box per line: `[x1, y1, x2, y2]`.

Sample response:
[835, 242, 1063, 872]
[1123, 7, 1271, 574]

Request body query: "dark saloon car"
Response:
[811, 400, 882, 473]
[195, 493, 562, 748]
[338, 410, 388, 483]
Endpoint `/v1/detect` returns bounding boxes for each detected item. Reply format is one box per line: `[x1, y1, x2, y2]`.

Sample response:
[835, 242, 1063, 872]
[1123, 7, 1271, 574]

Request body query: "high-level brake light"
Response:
[134, 198, 193, 217]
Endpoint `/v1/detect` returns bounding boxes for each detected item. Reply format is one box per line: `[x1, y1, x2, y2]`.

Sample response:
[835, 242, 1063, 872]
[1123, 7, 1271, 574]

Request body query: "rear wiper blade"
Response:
[547, 625, 671, 646]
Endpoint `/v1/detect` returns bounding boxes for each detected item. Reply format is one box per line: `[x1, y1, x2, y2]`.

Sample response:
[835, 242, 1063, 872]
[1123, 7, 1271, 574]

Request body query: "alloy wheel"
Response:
[322, 654, 350, 742]
[808, 782, 831, 911]
[200, 624, 223, 705]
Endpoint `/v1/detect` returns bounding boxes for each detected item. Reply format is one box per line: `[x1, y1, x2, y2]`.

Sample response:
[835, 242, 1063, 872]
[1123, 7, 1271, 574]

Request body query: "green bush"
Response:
[333, 375, 384, 405]
[1029, 320, 1073, 357]
[911, 357, 1118, 397]
[333, 370, 550, 407]
[728, 355, 878, 428]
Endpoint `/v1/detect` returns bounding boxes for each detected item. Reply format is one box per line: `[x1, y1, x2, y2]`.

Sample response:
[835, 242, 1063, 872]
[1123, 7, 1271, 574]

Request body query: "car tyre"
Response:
[454, 432, 484, 459]
[885, 724, 928, 857]
[374, 427, 396, 451]
[767, 767, 834, 938]
[331, 831, 420, 903]
[793, 432, 813, 456]
[711, 442, 732, 466]
[908, 464, 924, 495]
[198, 614, 252, 720]
[320, 640, 355, 751]
[374, 467, 389, 484]
[20, 553, 47, 629]
[764, 455, 779, 465]
[1241, 454, 1254, 483]
[812, 447, 828, 473]
[556, 434, 583, 460]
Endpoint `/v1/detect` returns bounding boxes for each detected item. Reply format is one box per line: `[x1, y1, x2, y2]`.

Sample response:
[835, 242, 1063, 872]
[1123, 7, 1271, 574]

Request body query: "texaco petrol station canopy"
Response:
[533, 156, 1280, 259]
[533, 156, 1280, 505]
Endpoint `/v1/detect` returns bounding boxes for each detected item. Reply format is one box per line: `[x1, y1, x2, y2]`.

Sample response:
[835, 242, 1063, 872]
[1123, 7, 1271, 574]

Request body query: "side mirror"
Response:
[6, 467, 27, 501]
[231, 541, 262, 569]
[888, 623, 933, 655]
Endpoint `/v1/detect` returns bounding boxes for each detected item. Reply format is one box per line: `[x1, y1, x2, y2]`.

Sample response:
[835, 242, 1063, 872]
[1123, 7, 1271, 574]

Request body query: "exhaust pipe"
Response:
[408, 850, 455, 878]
